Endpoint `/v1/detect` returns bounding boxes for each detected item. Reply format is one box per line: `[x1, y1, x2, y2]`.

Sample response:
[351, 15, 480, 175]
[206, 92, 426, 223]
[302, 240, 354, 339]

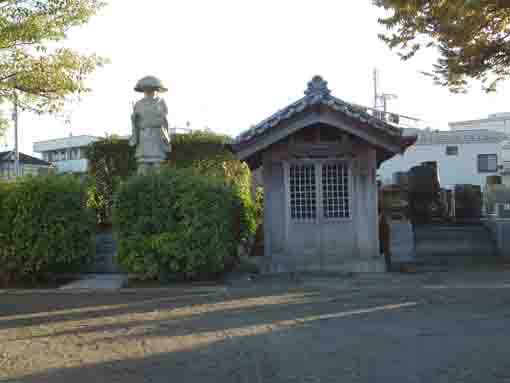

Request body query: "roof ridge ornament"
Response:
[305, 75, 331, 97]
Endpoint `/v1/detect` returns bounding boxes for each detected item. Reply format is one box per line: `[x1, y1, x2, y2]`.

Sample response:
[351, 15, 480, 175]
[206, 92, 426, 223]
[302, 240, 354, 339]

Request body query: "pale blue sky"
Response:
[3, 0, 510, 154]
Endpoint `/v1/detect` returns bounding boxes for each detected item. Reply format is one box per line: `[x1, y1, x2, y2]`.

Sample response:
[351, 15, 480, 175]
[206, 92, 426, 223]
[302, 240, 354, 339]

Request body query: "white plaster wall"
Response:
[378, 142, 501, 189]
[54, 159, 89, 173]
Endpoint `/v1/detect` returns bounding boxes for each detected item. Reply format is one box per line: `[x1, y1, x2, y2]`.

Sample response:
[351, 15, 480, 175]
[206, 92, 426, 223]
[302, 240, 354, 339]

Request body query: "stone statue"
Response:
[130, 75, 171, 174]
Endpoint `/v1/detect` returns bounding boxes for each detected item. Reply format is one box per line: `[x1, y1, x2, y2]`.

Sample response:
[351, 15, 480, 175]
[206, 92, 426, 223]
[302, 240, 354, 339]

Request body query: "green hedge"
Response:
[167, 131, 259, 241]
[0, 175, 93, 285]
[84, 137, 136, 225]
[112, 167, 238, 280]
[83, 131, 259, 238]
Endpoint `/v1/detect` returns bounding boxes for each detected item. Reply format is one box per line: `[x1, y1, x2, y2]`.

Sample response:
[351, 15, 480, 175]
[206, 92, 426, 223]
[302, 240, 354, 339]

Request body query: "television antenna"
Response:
[373, 68, 398, 113]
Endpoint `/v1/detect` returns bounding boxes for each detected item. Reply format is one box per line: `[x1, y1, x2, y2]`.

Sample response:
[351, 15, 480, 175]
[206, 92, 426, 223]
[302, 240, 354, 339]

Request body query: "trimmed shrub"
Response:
[83, 131, 260, 239]
[166, 131, 259, 241]
[0, 175, 93, 285]
[84, 137, 137, 225]
[112, 167, 237, 280]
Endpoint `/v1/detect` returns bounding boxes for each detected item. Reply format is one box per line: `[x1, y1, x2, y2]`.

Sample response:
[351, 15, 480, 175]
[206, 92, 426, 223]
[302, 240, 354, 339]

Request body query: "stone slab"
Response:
[484, 219, 510, 259]
[389, 221, 416, 264]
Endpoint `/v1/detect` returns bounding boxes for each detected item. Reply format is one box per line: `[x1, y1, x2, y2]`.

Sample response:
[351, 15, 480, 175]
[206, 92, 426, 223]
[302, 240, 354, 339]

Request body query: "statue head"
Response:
[134, 75, 168, 95]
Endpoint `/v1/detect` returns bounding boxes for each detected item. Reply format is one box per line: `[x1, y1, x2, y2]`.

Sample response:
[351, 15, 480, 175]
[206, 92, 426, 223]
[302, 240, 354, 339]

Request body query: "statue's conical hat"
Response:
[134, 76, 168, 92]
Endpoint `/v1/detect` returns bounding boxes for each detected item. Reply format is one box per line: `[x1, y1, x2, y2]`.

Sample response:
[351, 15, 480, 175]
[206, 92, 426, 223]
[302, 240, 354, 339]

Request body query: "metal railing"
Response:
[350, 104, 428, 130]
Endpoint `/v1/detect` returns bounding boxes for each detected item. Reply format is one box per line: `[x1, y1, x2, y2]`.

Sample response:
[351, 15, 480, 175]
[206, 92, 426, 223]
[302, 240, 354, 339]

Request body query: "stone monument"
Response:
[130, 75, 171, 174]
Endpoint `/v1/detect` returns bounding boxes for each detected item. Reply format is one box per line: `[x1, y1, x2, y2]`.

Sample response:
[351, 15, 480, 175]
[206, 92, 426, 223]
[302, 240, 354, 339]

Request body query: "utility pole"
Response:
[373, 68, 379, 109]
[373, 68, 398, 119]
[12, 91, 19, 178]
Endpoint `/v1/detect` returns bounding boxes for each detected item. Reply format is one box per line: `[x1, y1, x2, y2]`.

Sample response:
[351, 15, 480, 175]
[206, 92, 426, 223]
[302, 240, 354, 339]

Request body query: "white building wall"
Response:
[53, 159, 89, 173]
[450, 114, 510, 136]
[33, 135, 101, 174]
[378, 142, 501, 189]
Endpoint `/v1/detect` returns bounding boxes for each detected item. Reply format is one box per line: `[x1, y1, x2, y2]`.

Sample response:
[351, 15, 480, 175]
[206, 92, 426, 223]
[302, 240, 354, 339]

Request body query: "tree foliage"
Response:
[0, 0, 107, 130]
[375, 1, 510, 92]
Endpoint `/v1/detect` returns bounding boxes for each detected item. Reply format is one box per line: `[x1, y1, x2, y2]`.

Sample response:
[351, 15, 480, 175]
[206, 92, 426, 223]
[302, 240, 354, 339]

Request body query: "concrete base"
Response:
[349, 258, 386, 273]
[252, 256, 386, 274]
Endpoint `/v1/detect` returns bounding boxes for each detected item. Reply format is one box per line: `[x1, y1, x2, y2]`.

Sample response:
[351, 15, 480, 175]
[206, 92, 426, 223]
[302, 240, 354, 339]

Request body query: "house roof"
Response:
[232, 76, 404, 150]
[0, 151, 53, 167]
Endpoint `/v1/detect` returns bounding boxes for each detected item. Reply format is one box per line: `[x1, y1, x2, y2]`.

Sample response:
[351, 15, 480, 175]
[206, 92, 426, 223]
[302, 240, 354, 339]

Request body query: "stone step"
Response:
[88, 232, 122, 274]
[414, 224, 496, 259]
[60, 274, 128, 290]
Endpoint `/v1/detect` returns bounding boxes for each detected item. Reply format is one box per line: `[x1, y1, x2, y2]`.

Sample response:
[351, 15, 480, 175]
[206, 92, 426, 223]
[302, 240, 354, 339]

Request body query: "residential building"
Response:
[500, 140, 510, 185]
[378, 128, 508, 189]
[33, 135, 101, 174]
[449, 113, 510, 135]
[0, 151, 53, 181]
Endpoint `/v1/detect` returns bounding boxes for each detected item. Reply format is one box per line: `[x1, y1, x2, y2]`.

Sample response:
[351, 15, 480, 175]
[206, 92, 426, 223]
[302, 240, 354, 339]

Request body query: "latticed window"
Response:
[322, 163, 350, 219]
[288, 161, 350, 221]
[289, 164, 317, 220]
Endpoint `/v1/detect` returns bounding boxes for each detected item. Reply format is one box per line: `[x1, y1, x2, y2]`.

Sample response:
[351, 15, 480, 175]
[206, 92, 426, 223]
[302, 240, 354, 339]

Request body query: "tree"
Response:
[375, 1, 510, 92]
[0, 0, 108, 134]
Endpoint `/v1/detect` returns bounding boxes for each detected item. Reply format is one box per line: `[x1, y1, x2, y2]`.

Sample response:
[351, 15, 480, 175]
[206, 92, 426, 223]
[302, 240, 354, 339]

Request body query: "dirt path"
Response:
[2, 271, 510, 382]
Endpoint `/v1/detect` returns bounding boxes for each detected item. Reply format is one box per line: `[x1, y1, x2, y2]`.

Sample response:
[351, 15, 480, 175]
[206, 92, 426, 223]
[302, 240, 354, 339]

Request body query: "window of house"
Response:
[446, 146, 459, 156]
[478, 154, 498, 173]
[289, 164, 317, 220]
[288, 161, 350, 221]
[322, 163, 350, 219]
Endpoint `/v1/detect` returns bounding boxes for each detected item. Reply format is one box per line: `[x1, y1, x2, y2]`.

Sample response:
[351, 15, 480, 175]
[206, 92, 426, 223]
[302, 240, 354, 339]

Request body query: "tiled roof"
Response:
[0, 151, 52, 166]
[233, 76, 403, 146]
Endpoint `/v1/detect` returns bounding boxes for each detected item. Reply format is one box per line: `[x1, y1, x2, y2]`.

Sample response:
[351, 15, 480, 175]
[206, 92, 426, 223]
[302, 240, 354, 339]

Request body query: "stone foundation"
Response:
[251, 255, 386, 274]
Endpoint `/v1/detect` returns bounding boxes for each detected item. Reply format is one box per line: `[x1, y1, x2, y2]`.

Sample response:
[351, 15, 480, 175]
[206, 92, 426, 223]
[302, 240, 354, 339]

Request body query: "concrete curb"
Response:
[0, 285, 228, 295]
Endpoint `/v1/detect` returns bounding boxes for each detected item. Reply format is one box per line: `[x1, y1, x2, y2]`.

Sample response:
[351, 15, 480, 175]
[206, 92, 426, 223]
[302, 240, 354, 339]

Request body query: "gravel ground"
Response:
[2, 269, 510, 383]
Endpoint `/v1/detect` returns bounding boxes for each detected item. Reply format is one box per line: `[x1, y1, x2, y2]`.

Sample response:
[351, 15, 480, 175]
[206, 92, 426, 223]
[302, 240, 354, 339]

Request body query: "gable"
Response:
[234, 106, 404, 162]
[229, 76, 411, 167]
